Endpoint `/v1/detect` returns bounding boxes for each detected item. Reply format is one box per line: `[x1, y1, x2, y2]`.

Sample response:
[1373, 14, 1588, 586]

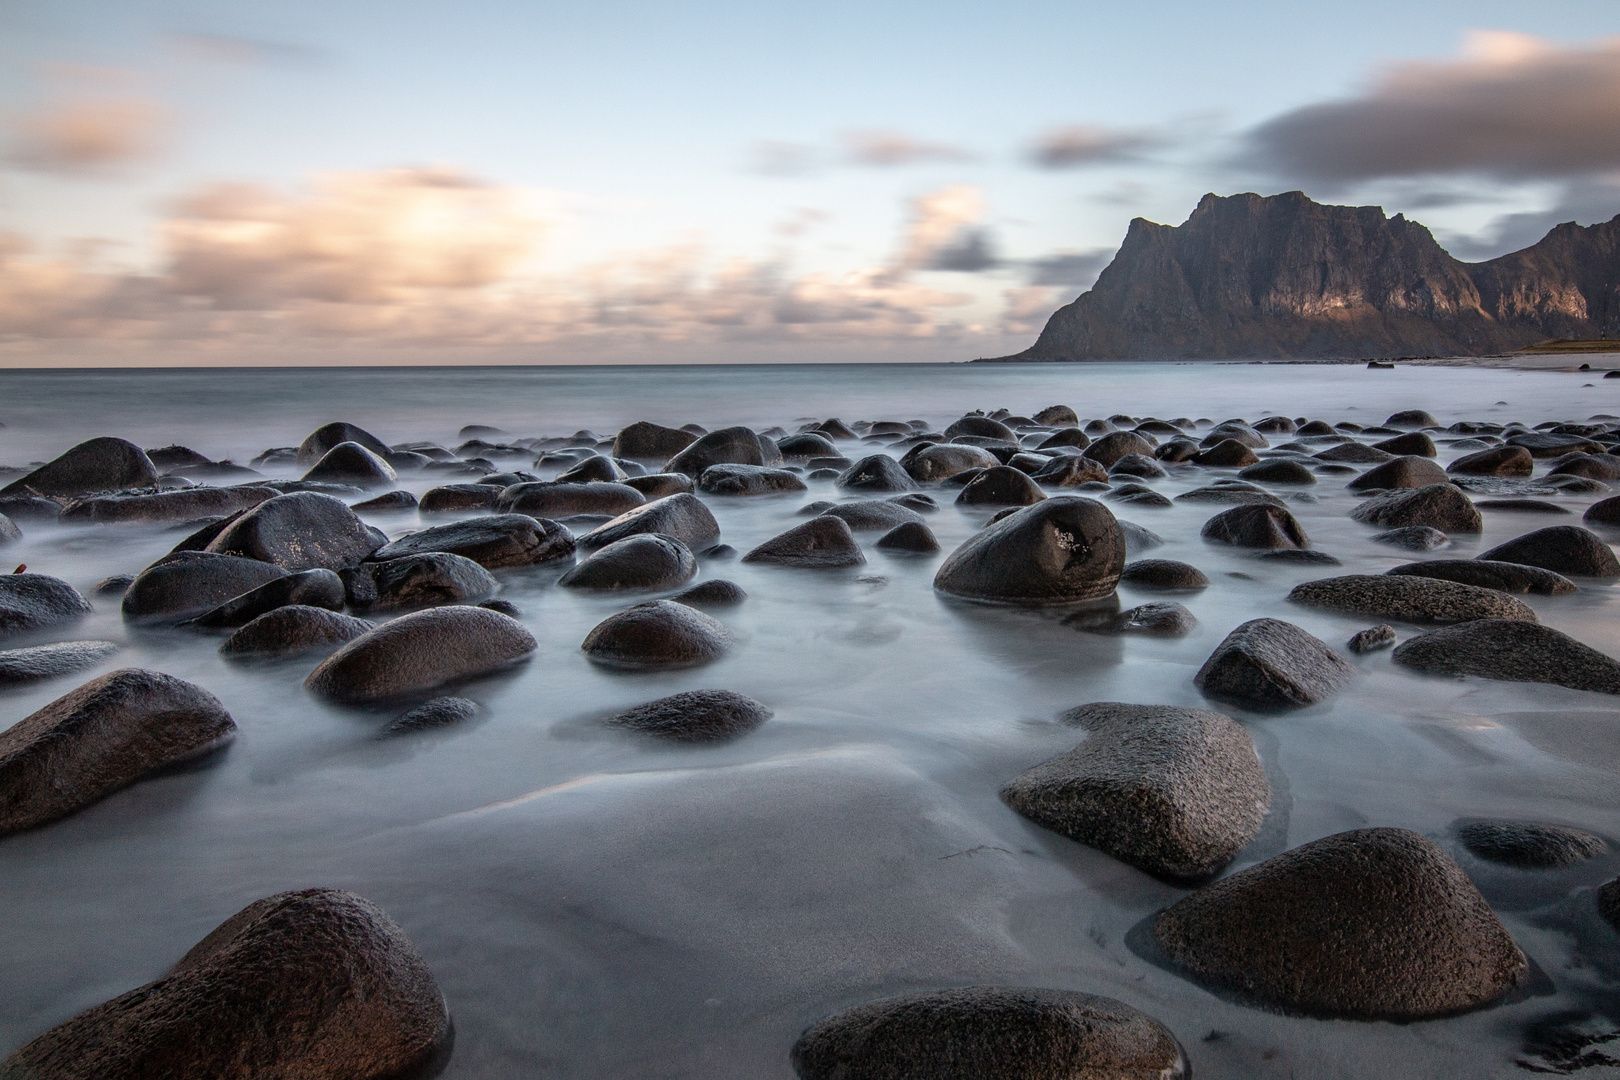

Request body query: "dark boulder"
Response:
[1119, 520, 1164, 555]
[0, 641, 118, 687]
[1037, 427, 1090, 451]
[697, 464, 807, 496]
[1372, 432, 1438, 457]
[351, 490, 418, 513]
[743, 517, 866, 568]
[1386, 559, 1576, 595]
[1200, 504, 1309, 549]
[1082, 430, 1155, 467]
[342, 553, 497, 612]
[1448, 445, 1534, 477]
[1371, 526, 1449, 550]
[613, 421, 696, 460]
[1105, 485, 1172, 508]
[1195, 618, 1353, 709]
[810, 418, 858, 440]
[1348, 456, 1450, 491]
[955, 465, 1047, 507]
[220, 606, 372, 657]
[1350, 484, 1482, 533]
[604, 689, 770, 742]
[579, 492, 720, 553]
[94, 575, 135, 596]
[1003, 702, 1267, 880]
[0, 669, 235, 836]
[1108, 452, 1167, 478]
[370, 514, 576, 569]
[300, 442, 397, 489]
[146, 445, 211, 471]
[1033, 405, 1080, 426]
[554, 454, 628, 484]
[1156, 829, 1524, 1021]
[934, 497, 1124, 604]
[59, 486, 274, 525]
[581, 599, 732, 669]
[122, 553, 288, 623]
[1548, 452, 1620, 480]
[1454, 819, 1606, 868]
[306, 606, 536, 704]
[820, 501, 924, 532]
[943, 415, 1017, 442]
[1479, 525, 1620, 576]
[624, 472, 695, 499]
[206, 492, 385, 571]
[380, 696, 480, 736]
[777, 432, 839, 459]
[1031, 455, 1109, 487]
[1392, 619, 1620, 694]
[499, 480, 646, 518]
[1386, 409, 1440, 428]
[1348, 624, 1397, 653]
[0, 437, 158, 499]
[791, 986, 1187, 1080]
[1585, 494, 1620, 528]
[836, 454, 918, 492]
[0, 574, 92, 638]
[1239, 459, 1316, 485]
[0, 495, 61, 523]
[1472, 498, 1569, 514]
[294, 421, 392, 466]
[1063, 601, 1197, 636]
[1201, 422, 1266, 449]
[559, 534, 696, 592]
[1119, 559, 1208, 591]
[189, 568, 346, 628]
[1603, 878, 1620, 930]
[1287, 574, 1536, 623]
[1507, 431, 1605, 457]
[1313, 442, 1395, 464]
[875, 521, 939, 553]
[670, 579, 747, 607]
[1175, 484, 1283, 506]
[665, 426, 765, 476]
[419, 484, 501, 514]
[1192, 439, 1260, 467]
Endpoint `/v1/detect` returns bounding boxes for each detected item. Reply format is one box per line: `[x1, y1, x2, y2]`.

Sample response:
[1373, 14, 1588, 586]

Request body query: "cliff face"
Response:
[1006, 191, 1620, 360]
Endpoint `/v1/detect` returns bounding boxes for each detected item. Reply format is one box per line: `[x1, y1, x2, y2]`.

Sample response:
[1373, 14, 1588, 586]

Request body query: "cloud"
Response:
[894, 184, 985, 274]
[1439, 176, 1620, 261]
[1029, 125, 1157, 168]
[6, 96, 168, 174]
[842, 130, 974, 167]
[750, 140, 820, 177]
[1025, 249, 1113, 289]
[927, 228, 998, 272]
[172, 32, 328, 68]
[1247, 31, 1620, 182]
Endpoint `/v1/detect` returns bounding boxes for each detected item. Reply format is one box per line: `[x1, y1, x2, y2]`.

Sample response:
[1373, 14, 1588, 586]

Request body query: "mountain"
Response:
[987, 191, 1620, 361]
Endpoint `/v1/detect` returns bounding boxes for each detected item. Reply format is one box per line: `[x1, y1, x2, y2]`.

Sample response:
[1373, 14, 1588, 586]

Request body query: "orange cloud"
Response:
[8, 97, 168, 174]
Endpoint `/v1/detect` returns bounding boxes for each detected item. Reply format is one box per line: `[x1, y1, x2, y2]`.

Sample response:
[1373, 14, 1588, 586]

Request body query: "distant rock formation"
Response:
[988, 191, 1620, 361]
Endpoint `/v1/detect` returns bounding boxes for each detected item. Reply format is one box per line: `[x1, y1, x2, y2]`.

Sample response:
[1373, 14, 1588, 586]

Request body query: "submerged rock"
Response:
[1200, 503, 1309, 549]
[1153, 828, 1525, 1020]
[1348, 456, 1450, 491]
[1195, 619, 1353, 709]
[206, 492, 385, 571]
[875, 521, 939, 553]
[1003, 702, 1268, 881]
[820, 500, 925, 532]
[122, 553, 288, 623]
[306, 606, 537, 704]
[697, 464, 808, 496]
[1350, 484, 1482, 533]
[791, 987, 1187, 1080]
[370, 514, 576, 569]
[419, 484, 501, 514]
[220, 606, 372, 657]
[1392, 619, 1620, 694]
[559, 534, 697, 592]
[0, 437, 158, 499]
[1348, 624, 1397, 653]
[351, 490, 418, 513]
[581, 599, 732, 669]
[836, 454, 918, 493]
[1239, 459, 1317, 485]
[1119, 559, 1209, 591]
[1371, 526, 1449, 550]
[1385, 559, 1576, 595]
[579, 492, 720, 553]
[380, 696, 480, 736]
[743, 517, 865, 568]
[604, 689, 770, 742]
[59, 486, 273, 525]
[0, 641, 118, 686]
[343, 553, 497, 612]
[499, 480, 646, 518]
[934, 497, 1124, 604]
[1063, 601, 1196, 636]
[1478, 525, 1620, 577]
[670, 579, 747, 607]
[0, 574, 93, 638]
[1287, 574, 1535, 624]
[0, 669, 235, 836]
[189, 568, 346, 628]
[1454, 819, 1607, 869]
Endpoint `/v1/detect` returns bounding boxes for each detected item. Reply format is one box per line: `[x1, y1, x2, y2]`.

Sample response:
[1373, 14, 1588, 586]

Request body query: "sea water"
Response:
[0, 362, 1616, 1078]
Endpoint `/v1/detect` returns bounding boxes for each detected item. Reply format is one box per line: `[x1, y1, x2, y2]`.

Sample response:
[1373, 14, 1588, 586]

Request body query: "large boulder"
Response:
[1238, 459, 1316, 485]
[419, 484, 502, 514]
[604, 689, 770, 742]
[205, 492, 385, 571]
[696, 464, 808, 496]
[613, 420, 696, 460]
[0, 641, 118, 687]
[935, 498, 1124, 604]
[306, 606, 537, 704]
[624, 472, 696, 500]
[220, 606, 372, 657]
[1392, 619, 1620, 694]
[1119, 559, 1209, 591]
[578, 493, 720, 553]
[0, 437, 158, 499]
[1153, 828, 1526, 1020]
[1348, 456, 1450, 491]
[955, 466, 1046, 507]
[791, 987, 1187, 1080]
[819, 501, 924, 532]
[189, 568, 346, 628]
[0, 669, 235, 836]
[1200, 503, 1309, 549]
[1314, 442, 1394, 464]
[341, 553, 497, 612]
[122, 553, 289, 622]
[1191, 439, 1260, 467]
[1448, 445, 1534, 477]
[943, 415, 1017, 442]
[1082, 430, 1155, 467]
[1372, 432, 1438, 457]
[743, 517, 865, 568]
[1032, 455, 1109, 488]
[1002, 702, 1269, 881]
[1195, 619, 1353, 709]
[559, 534, 697, 592]
[1454, 819, 1607, 868]
[665, 426, 765, 476]
[300, 442, 397, 489]
[1548, 452, 1620, 480]
[1385, 559, 1576, 595]
[581, 599, 732, 669]
[498, 480, 646, 518]
[369, 514, 576, 569]
[836, 455, 918, 492]
[58, 486, 274, 525]
[1478, 525, 1620, 577]
[295, 421, 392, 466]
[777, 432, 839, 460]
[1287, 574, 1536, 623]
[1349, 484, 1482, 533]
[0, 888, 448, 1080]
[0, 574, 93, 638]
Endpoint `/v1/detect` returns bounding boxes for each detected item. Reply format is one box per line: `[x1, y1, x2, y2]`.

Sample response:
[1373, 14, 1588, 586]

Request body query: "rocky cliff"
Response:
[993, 191, 1620, 361]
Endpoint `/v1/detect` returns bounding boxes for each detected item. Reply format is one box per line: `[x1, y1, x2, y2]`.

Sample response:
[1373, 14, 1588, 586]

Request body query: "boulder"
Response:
[300, 442, 397, 489]
[1473, 498, 1569, 515]
[777, 432, 840, 460]
[604, 689, 770, 742]
[613, 421, 696, 460]
[1349, 484, 1482, 533]
[818, 501, 923, 535]
[369, 514, 576, 569]
[0, 574, 92, 638]
[1599, 878, 1620, 930]
[0, 669, 235, 836]
[1031, 455, 1109, 487]
[1386, 559, 1576, 595]
[697, 464, 808, 496]
[934, 497, 1124, 604]
[1348, 456, 1450, 491]
[791, 987, 1187, 1080]
[1387, 409, 1440, 428]
[498, 480, 646, 518]
[419, 484, 501, 514]
[1003, 702, 1267, 880]
[665, 426, 765, 476]
[1063, 601, 1197, 636]
[1033, 405, 1080, 426]
[579, 492, 720, 553]
[1479, 525, 1620, 577]
[206, 492, 385, 571]
[1348, 625, 1397, 653]
[581, 599, 732, 670]
[146, 445, 211, 471]
[1037, 428, 1091, 451]
[559, 534, 697, 592]
[189, 568, 347, 628]
[624, 472, 696, 499]
[1153, 828, 1525, 1020]
[875, 521, 939, 553]
[1371, 526, 1449, 550]
[58, 486, 274, 525]
[351, 490, 418, 513]
[836, 454, 918, 493]
[1454, 819, 1606, 868]
[0, 437, 158, 499]
[306, 606, 536, 704]
[1082, 430, 1155, 467]
[1507, 432, 1605, 457]
[221, 606, 373, 657]
[944, 416, 1017, 442]
[1192, 439, 1260, 467]
[955, 466, 1047, 507]
[342, 553, 497, 612]
[1105, 486, 1172, 509]
[743, 517, 866, 568]
[0, 888, 448, 1080]
[1314, 442, 1394, 464]
[1195, 619, 1353, 709]
[1200, 504, 1309, 549]
[1448, 445, 1534, 477]
[1119, 559, 1209, 591]
[0, 495, 62, 523]
[1175, 485, 1283, 506]
[0, 641, 118, 687]
[295, 421, 392, 466]
[809, 418, 858, 440]
[1201, 422, 1266, 449]
[1372, 432, 1438, 457]
[554, 455, 629, 483]
[670, 579, 747, 607]
[1392, 619, 1620, 694]
[1583, 494, 1620, 528]
[122, 553, 289, 622]
[1118, 520, 1164, 555]
[380, 696, 480, 736]
[1108, 453, 1167, 479]
[1287, 574, 1536, 623]
[1239, 459, 1316, 485]
[1548, 452, 1620, 480]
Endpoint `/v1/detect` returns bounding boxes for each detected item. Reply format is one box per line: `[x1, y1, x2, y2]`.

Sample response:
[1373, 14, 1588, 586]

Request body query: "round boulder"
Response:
[342, 553, 497, 612]
[1119, 559, 1209, 591]
[122, 553, 288, 623]
[1448, 445, 1533, 477]
[1478, 525, 1620, 577]
[820, 501, 924, 533]
[836, 454, 918, 492]
[498, 480, 645, 518]
[205, 492, 385, 571]
[1372, 432, 1438, 457]
[665, 426, 765, 476]
[1287, 574, 1536, 623]
[943, 415, 1017, 442]
[1032, 455, 1109, 488]
[0, 641, 118, 687]
[671, 579, 747, 607]
[613, 420, 696, 460]
[581, 599, 732, 670]
[1200, 504, 1309, 549]
[743, 517, 866, 568]
[1239, 459, 1316, 485]
[1195, 618, 1353, 709]
[1348, 456, 1450, 491]
[1082, 430, 1155, 468]
[559, 534, 697, 592]
[1385, 559, 1576, 595]
[697, 464, 808, 496]
[370, 514, 576, 569]
[0, 574, 93, 638]
[295, 421, 392, 466]
[221, 606, 372, 657]
[875, 521, 939, 553]
[1350, 484, 1482, 533]
[419, 484, 501, 514]
[934, 497, 1124, 605]
[1454, 819, 1606, 868]
[300, 442, 397, 489]
[624, 472, 696, 499]
[1192, 439, 1260, 467]
[0, 437, 158, 499]
[1392, 619, 1620, 694]
[306, 606, 537, 704]
[579, 492, 720, 553]
[189, 568, 347, 628]
[956, 465, 1047, 507]
[604, 689, 770, 742]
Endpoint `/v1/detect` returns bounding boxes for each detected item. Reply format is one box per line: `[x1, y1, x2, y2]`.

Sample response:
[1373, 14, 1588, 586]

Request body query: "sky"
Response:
[1, 0, 1618, 365]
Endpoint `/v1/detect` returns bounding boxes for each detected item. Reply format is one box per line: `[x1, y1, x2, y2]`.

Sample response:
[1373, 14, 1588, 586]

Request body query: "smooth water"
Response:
[0, 362, 1618, 1078]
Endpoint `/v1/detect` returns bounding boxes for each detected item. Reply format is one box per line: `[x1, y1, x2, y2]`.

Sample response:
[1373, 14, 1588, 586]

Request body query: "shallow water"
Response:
[1, 361, 1618, 1078]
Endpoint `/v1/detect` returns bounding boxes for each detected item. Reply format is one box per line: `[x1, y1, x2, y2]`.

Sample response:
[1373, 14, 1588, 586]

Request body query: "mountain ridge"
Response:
[985, 191, 1620, 361]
